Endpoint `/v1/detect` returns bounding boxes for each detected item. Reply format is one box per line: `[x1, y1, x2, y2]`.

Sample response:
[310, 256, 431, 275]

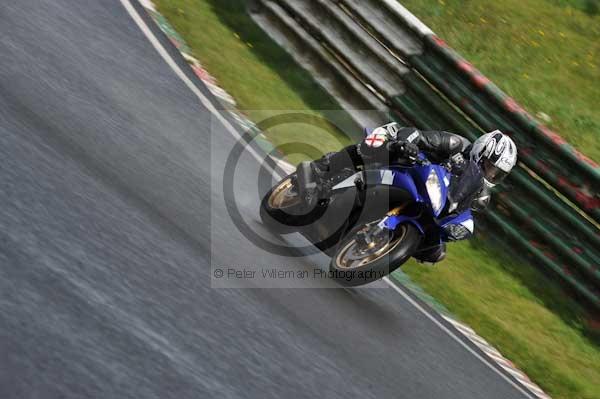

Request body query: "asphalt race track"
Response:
[0, 1, 532, 398]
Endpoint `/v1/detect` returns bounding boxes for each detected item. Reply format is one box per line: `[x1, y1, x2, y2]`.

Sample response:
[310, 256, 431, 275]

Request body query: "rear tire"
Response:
[329, 222, 421, 286]
[260, 174, 326, 234]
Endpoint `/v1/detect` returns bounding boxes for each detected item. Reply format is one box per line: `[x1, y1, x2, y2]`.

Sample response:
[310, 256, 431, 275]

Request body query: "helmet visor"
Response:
[483, 159, 509, 184]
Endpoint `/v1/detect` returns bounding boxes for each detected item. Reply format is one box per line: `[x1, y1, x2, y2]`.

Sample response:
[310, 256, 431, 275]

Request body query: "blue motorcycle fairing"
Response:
[329, 150, 473, 242]
[391, 169, 423, 203]
[332, 168, 423, 203]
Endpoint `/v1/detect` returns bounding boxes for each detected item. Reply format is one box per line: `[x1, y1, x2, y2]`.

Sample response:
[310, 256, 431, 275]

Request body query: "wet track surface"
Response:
[0, 1, 531, 398]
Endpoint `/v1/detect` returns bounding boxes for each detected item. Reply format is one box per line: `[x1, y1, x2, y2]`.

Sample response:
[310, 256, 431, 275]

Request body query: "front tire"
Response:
[329, 222, 421, 286]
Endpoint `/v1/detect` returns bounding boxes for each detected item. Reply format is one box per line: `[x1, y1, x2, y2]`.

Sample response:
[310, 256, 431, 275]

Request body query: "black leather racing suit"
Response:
[311, 123, 491, 263]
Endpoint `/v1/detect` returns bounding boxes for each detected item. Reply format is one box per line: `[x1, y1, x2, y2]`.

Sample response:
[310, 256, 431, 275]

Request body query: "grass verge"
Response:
[154, 1, 600, 398]
[398, 0, 600, 163]
[151, 0, 357, 165]
[402, 236, 600, 399]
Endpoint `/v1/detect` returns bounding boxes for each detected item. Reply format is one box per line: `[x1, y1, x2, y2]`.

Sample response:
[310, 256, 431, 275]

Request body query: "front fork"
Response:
[377, 206, 425, 235]
[354, 207, 407, 250]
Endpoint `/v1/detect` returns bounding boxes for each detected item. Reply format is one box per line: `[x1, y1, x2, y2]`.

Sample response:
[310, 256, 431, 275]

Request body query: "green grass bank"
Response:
[399, 0, 600, 162]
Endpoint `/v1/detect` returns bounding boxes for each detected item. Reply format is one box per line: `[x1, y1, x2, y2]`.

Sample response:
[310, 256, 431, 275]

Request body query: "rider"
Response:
[303, 122, 518, 264]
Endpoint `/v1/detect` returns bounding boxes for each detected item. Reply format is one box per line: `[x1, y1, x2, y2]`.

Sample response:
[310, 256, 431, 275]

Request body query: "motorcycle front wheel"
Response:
[329, 221, 421, 286]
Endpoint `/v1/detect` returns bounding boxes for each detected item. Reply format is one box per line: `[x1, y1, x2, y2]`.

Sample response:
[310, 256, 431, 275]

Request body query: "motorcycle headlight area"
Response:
[425, 170, 443, 214]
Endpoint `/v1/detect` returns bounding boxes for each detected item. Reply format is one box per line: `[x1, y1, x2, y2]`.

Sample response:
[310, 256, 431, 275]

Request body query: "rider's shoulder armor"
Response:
[422, 131, 471, 155]
[395, 126, 420, 142]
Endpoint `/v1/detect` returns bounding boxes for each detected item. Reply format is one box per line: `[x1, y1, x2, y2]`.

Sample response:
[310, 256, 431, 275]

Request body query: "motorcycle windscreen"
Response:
[447, 161, 484, 213]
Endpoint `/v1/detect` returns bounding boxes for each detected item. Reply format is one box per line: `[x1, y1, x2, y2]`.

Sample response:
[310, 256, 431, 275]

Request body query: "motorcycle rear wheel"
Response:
[260, 174, 326, 234]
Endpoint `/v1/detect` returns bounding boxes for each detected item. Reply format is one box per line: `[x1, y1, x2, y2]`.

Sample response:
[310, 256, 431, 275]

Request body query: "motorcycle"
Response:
[260, 135, 481, 286]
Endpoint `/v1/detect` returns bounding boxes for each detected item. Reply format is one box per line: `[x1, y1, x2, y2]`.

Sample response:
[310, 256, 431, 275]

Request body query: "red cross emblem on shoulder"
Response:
[364, 130, 387, 148]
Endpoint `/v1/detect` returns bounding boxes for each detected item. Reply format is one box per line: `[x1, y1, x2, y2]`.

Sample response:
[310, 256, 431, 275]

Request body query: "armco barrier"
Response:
[250, 0, 600, 308]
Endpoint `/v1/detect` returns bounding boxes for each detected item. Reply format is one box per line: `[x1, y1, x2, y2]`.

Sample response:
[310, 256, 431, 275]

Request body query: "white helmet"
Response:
[469, 130, 517, 186]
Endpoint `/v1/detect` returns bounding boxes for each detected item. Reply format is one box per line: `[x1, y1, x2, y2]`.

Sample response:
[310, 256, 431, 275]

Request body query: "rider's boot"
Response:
[295, 154, 335, 204]
[297, 147, 362, 203]
[295, 161, 320, 206]
[413, 243, 447, 265]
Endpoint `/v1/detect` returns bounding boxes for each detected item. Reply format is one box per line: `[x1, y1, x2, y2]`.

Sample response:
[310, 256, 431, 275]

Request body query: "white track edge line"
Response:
[119, 1, 536, 397]
[118, 0, 267, 170]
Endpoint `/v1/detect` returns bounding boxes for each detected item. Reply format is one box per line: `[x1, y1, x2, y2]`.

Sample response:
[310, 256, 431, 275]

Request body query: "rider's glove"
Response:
[449, 152, 466, 174]
[388, 140, 419, 161]
[403, 142, 419, 160]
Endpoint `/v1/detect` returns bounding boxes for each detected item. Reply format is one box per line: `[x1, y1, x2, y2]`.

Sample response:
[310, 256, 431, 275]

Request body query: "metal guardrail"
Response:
[249, 0, 600, 308]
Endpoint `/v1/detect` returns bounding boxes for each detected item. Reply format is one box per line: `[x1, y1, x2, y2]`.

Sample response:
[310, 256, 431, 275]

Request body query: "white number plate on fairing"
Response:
[331, 170, 396, 190]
